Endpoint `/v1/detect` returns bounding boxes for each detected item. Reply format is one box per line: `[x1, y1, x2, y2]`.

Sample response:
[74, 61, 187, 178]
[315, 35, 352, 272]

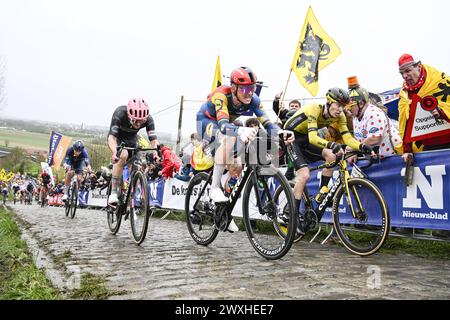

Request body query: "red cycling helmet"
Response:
[230, 67, 257, 85]
[127, 99, 149, 121]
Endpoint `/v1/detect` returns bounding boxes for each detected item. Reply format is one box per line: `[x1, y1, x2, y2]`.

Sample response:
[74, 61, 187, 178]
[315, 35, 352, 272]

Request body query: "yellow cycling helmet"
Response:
[349, 87, 369, 104]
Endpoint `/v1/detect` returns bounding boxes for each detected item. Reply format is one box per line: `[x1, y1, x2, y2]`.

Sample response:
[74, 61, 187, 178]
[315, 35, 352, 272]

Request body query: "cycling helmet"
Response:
[326, 88, 350, 105]
[230, 67, 257, 85]
[42, 171, 49, 177]
[73, 140, 84, 152]
[349, 87, 369, 104]
[127, 98, 149, 121]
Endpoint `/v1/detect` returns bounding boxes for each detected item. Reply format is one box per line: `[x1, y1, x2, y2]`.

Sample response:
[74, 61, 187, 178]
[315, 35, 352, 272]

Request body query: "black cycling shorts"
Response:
[286, 133, 324, 170]
[116, 135, 137, 148]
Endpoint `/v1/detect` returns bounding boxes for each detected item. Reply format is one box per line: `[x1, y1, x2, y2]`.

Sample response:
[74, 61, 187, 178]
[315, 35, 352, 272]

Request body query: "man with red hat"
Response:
[398, 53, 450, 160]
[398, 54, 450, 238]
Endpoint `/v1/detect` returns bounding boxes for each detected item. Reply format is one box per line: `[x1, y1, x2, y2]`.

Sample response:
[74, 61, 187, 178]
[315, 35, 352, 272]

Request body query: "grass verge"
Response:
[0, 206, 60, 299]
[70, 273, 125, 300]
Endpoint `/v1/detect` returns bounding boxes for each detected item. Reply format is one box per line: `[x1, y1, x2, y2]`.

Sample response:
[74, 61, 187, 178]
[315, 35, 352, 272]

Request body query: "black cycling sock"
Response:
[320, 175, 331, 189]
[295, 198, 301, 212]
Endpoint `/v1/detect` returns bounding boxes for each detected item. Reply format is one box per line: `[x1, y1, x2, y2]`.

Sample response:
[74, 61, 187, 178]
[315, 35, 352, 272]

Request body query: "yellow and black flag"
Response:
[211, 55, 222, 93]
[291, 6, 341, 96]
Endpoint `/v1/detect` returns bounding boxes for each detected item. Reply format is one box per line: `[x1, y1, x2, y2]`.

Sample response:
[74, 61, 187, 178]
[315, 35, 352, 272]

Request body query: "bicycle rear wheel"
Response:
[242, 167, 297, 260]
[185, 172, 219, 246]
[69, 183, 78, 219]
[332, 177, 389, 256]
[106, 181, 123, 234]
[272, 181, 307, 243]
[129, 171, 150, 245]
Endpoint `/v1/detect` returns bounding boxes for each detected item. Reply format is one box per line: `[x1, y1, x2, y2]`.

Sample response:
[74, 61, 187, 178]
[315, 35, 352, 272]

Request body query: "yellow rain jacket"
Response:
[398, 64, 450, 152]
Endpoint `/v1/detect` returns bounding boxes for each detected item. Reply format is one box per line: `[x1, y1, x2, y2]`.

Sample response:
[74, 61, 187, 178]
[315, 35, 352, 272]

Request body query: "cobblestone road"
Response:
[9, 204, 450, 300]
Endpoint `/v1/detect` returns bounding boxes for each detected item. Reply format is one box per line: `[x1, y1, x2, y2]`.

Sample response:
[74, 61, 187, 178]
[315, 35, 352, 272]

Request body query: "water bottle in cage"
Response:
[315, 186, 329, 204]
[224, 175, 238, 196]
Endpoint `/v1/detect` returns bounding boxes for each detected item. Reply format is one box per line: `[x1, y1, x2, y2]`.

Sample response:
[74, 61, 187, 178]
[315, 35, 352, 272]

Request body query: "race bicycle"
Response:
[2, 190, 7, 204]
[24, 190, 33, 205]
[106, 143, 161, 245]
[64, 170, 82, 219]
[40, 183, 50, 207]
[274, 149, 389, 256]
[185, 135, 298, 260]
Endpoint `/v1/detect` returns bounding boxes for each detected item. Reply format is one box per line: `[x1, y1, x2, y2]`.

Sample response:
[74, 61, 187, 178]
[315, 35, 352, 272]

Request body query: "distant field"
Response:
[0, 129, 102, 152]
[0, 128, 50, 151]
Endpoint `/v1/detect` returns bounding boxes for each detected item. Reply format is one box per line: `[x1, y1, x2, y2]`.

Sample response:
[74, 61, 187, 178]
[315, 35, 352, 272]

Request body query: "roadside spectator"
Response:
[398, 54, 450, 155]
[179, 133, 198, 166]
[190, 140, 214, 174]
[347, 84, 403, 161]
[174, 164, 193, 182]
[146, 153, 163, 181]
[273, 94, 301, 180]
[397, 55, 450, 237]
[272, 92, 301, 126]
[160, 145, 181, 180]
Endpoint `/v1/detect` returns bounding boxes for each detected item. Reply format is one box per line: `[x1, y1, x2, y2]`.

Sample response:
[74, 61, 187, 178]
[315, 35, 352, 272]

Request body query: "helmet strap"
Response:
[357, 101, 366, 121]
[324, 102, 332, 119]
[232, 85, 246, 106]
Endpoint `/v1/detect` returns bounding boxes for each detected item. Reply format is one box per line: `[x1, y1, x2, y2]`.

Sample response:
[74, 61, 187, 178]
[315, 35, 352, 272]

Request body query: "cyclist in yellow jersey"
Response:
[284, 87, 375, 234]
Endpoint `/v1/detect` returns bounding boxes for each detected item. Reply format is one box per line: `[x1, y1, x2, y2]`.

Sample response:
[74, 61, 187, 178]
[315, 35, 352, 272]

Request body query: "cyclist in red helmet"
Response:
[196, 66, 292, 232]
[107, 98, 160, 204]
[39, 170, 52, 204]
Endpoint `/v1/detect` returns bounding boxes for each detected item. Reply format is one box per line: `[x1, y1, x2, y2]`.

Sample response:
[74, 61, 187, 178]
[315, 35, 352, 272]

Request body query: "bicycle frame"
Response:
[193, 140, 275, 224]
[111, 144, 160, 210]
[305, 152, 369, 221]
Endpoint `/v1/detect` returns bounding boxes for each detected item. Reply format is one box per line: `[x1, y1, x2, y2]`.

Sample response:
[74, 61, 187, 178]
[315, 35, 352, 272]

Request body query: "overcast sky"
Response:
[1, 0, 449, 136]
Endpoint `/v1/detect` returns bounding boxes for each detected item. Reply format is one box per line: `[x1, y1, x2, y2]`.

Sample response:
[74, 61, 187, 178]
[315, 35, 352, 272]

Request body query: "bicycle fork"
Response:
[340, 162, 365, 220]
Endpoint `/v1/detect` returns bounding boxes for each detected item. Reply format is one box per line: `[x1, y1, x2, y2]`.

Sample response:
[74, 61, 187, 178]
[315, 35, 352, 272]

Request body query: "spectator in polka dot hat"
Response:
[346, 81, 402, 162]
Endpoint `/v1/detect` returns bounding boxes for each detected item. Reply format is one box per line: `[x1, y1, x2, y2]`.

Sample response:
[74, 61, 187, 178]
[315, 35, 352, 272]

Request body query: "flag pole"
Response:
[276, 68, 293, 124]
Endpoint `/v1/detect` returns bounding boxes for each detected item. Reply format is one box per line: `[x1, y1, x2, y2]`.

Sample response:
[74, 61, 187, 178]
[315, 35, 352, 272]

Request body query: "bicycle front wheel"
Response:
[129, 171, 150, 245]
[242, 167, 297, 260]
[69, 183, 78, 219]
[185, 172, 219, 246]
[65, 188, 71, 217]
[332, 177, 390, 256]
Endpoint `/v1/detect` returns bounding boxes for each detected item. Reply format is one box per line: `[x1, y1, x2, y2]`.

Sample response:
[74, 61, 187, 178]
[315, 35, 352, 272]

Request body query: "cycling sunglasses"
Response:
[129, 118, 146, 125]
[238, 84, 257, 95]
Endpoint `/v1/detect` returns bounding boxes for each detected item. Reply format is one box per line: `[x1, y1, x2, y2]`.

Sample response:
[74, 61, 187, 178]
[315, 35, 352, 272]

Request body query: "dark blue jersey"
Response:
[197, 86, 279, 136]
[64, 147, 90, 166]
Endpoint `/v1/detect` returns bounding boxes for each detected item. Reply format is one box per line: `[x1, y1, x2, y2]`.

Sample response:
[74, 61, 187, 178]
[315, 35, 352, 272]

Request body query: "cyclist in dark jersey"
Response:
[107, 98, 159, 204]
[62, 140, 92, 201]
[39, 171, 52, 204]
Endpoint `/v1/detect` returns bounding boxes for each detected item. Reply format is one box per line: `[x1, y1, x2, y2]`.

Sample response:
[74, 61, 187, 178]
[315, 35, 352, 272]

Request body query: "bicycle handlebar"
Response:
[115, 143, 161, 160]
[311, 145, 380, 171]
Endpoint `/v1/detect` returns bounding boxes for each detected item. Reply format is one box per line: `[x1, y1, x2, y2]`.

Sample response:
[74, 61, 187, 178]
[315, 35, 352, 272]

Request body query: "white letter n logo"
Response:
[149, 183, 158, 199]
[401, 165, 446, 209]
